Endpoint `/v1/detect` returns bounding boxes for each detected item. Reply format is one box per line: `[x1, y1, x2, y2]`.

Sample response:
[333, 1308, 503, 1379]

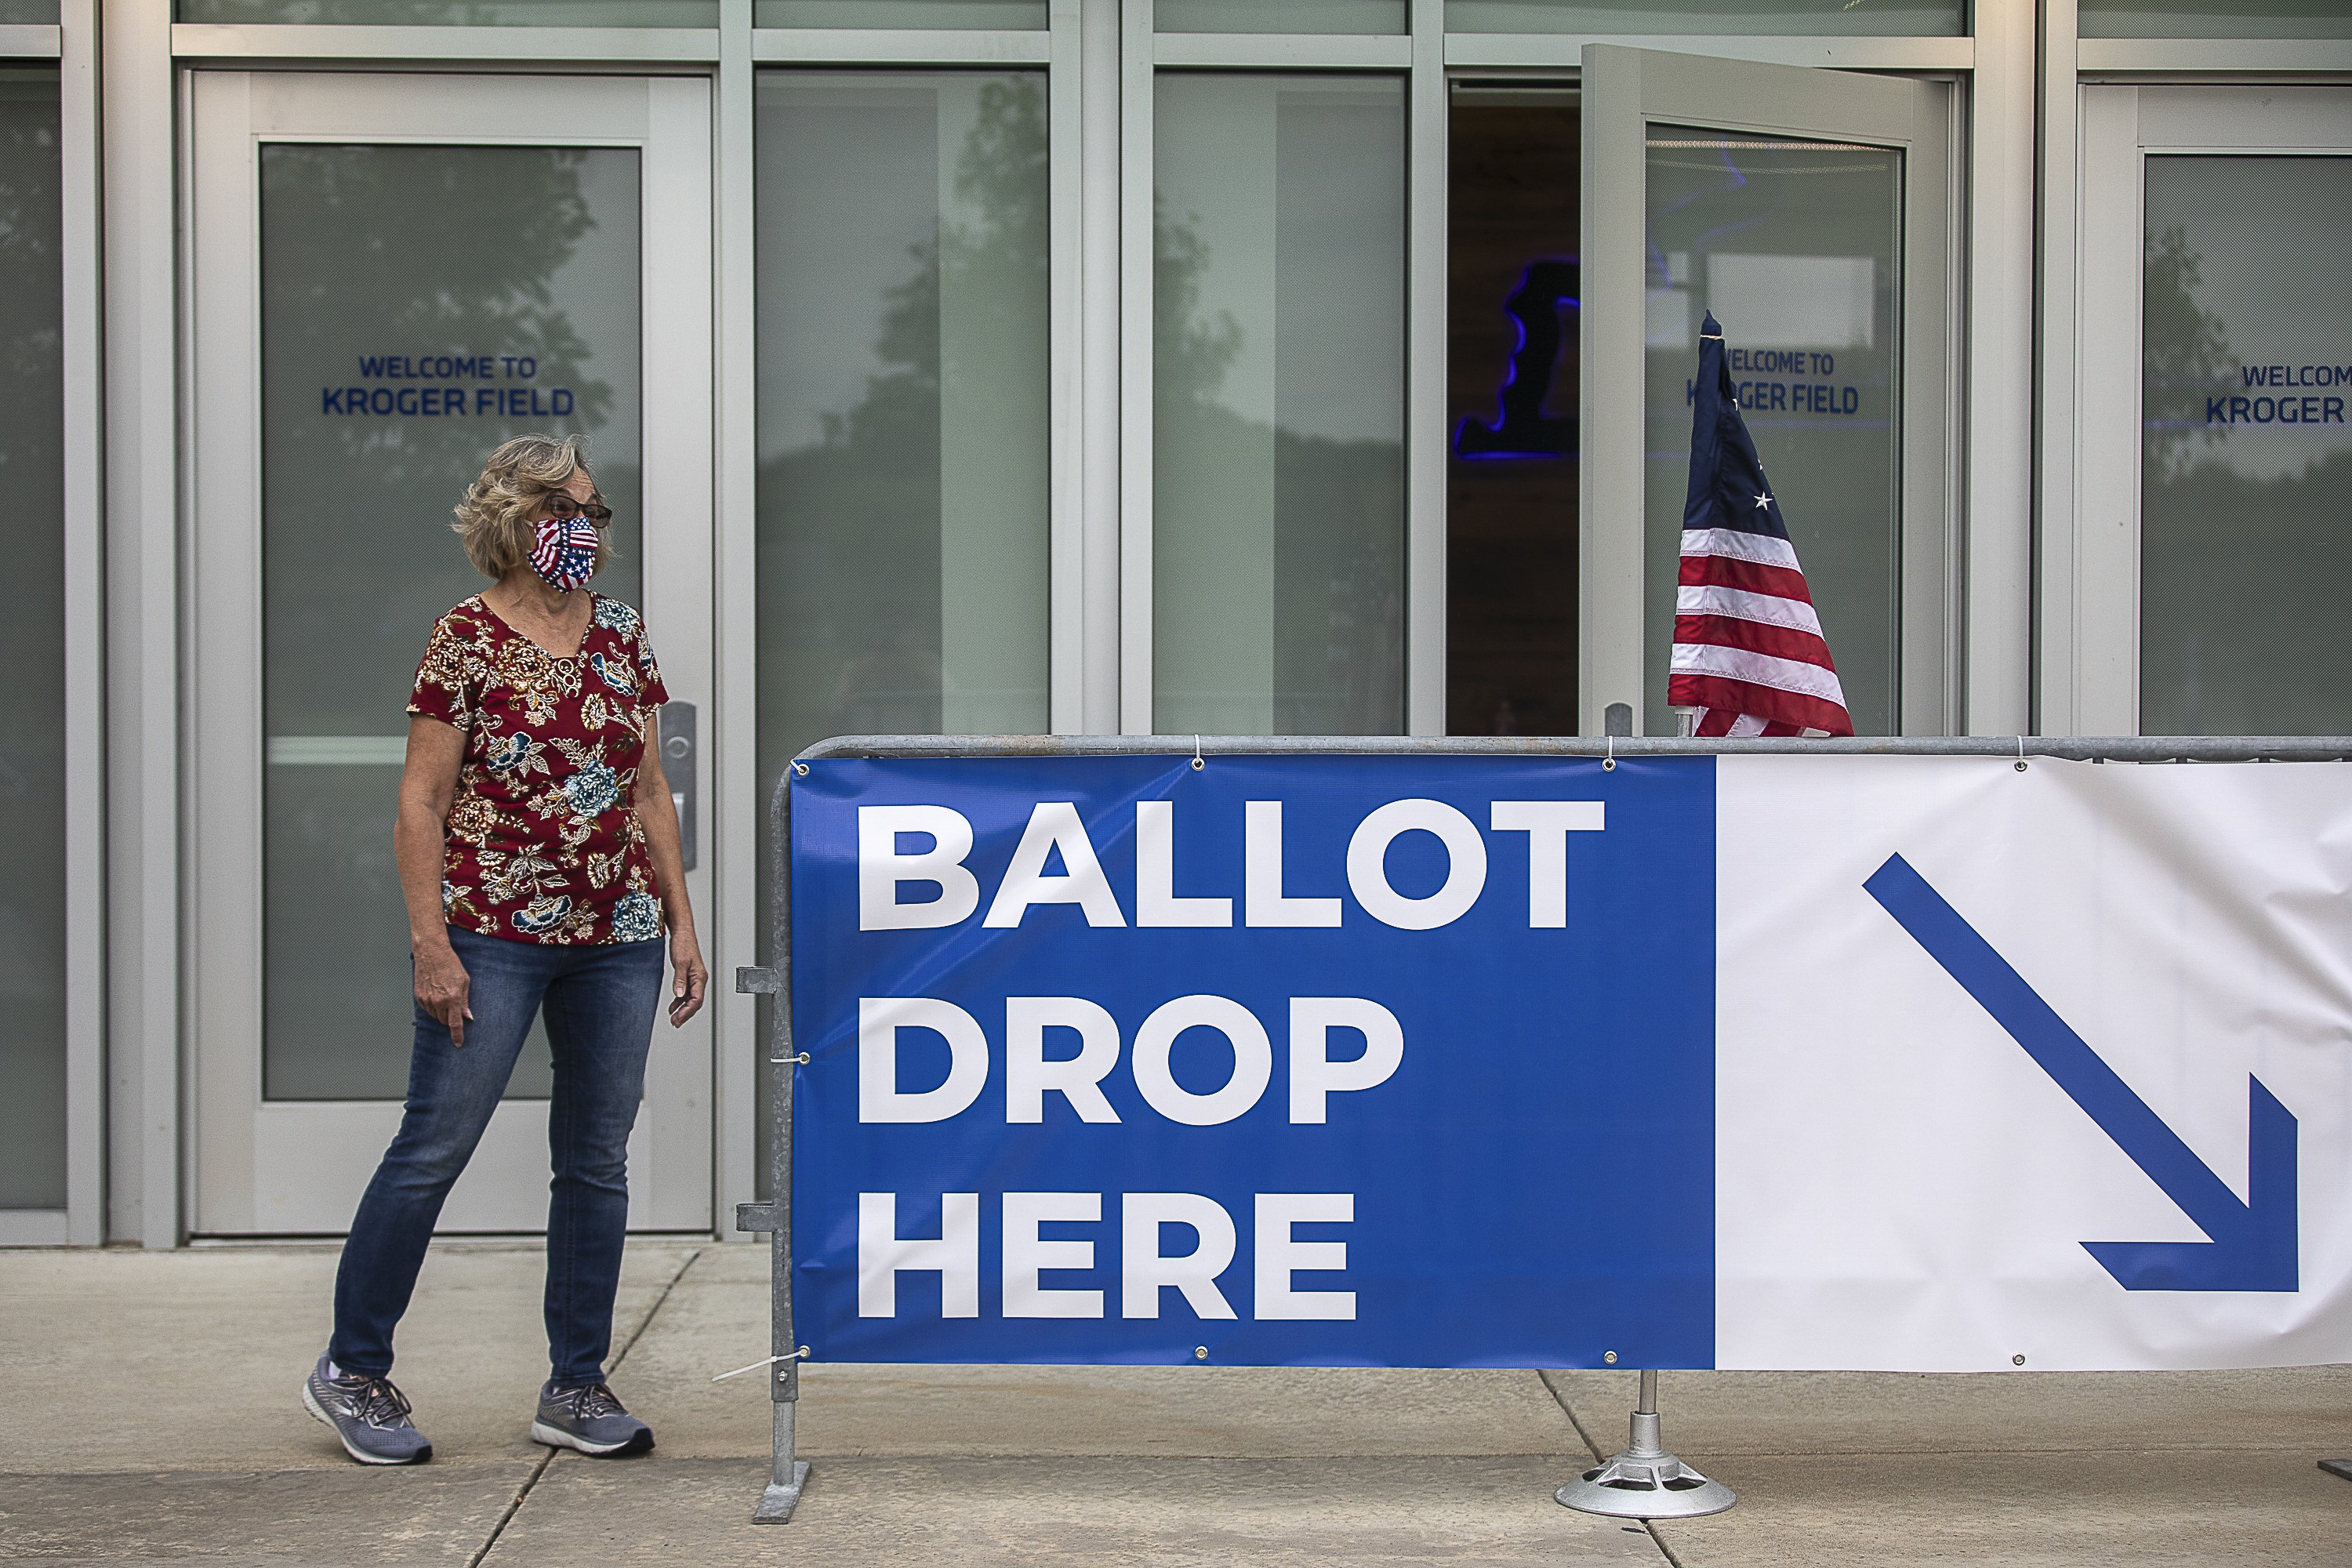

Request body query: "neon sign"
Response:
[1455, 258, 1577, 460]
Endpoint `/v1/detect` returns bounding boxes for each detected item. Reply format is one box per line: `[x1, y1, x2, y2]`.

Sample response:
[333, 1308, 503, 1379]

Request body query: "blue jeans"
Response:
[331, 926, 666, 1385]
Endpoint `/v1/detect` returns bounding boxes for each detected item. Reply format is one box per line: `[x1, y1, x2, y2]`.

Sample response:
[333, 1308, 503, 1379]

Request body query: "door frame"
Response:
[1578, 44, 1957, 739]
[186, 68, 717, 1236]
[2056, 84, 2352, 738]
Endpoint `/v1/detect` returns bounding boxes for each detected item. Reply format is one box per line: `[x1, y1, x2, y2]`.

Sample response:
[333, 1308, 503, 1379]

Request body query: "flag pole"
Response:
[1555, 1369, 1737, 1520]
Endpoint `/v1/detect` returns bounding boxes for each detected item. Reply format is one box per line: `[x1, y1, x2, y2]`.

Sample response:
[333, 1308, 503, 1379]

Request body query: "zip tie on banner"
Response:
[1192, 735, 1205, 771]
[770, 1051, 811, 1066]
[712, 1348, 811, 1383]
[2016, 736, 2028, 772]
[1602, 734, 1617, 772]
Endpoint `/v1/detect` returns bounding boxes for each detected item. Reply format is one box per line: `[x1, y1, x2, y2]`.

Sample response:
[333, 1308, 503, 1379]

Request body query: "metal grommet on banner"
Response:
[1603, 1349, 1619, 1364]
[2014, 737, 2028, 772]
[770, 1051, 810, 1066]
[1194, 1345, 1210, 1360]
[1602, 735, 1617, 772]
[793, 760, 809, 777]
[1192, 735, 1205, 771]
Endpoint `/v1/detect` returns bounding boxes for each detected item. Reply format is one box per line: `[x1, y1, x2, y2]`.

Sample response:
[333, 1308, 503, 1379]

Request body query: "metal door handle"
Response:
[659, 701, 696, 871]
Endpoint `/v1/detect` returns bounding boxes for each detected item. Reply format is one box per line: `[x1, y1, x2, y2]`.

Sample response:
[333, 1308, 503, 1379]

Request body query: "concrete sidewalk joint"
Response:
[469, 1246, 705, 1566]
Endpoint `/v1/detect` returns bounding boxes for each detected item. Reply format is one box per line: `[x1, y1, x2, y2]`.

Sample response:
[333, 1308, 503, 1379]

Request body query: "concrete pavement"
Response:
[3, 1241, 2347, 1564]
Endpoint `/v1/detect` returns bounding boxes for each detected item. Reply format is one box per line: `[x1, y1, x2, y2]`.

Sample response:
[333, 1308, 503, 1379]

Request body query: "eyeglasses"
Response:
[539, 490, 612, 524]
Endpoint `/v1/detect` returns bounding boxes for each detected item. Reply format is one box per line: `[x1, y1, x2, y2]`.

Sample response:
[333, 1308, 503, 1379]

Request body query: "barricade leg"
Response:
[739, 903, 811, 1523]
[732, 1195, 810, 1523]
[1555, 1370, 1736, 1520]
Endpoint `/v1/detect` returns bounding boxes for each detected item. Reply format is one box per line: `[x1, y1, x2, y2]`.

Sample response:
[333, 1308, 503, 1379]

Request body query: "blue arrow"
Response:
[1863, 853, 2297, 1293]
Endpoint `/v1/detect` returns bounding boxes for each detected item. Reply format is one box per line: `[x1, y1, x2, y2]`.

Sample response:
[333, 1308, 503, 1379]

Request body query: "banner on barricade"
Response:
[787, 753, 2352, 1372]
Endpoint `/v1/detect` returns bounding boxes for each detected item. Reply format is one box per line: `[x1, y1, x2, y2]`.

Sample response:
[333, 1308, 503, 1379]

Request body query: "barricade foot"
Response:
[1555, 1449, 1735, 1521]
[753, 1461, 811, 1523]
[1555, 1372, 1735, 1521]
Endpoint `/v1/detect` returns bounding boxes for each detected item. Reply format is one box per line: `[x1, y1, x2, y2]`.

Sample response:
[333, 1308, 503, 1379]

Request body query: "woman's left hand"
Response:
[666, 928, 709, 1027]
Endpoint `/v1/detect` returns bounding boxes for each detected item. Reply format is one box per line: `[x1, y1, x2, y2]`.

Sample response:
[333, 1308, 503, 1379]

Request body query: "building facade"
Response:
[2, 0, 2346, 1247]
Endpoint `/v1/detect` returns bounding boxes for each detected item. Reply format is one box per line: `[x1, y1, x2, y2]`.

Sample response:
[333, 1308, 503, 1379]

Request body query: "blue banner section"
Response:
[789, 754, 1718, 1368]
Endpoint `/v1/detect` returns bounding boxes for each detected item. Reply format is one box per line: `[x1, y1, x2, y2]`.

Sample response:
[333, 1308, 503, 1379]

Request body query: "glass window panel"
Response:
[2140, 156, 2352, 735]
[754, 1, 1044, 26]
[1157, 0, 1406, 32]
[1154, 73, 1405, 735]
[755, 70, 1047, 763]
[180, 0, 713, 22]
[1447, 87, 1579, 737]
[1446, 0, 1961, 35]
[754, 71, 1049, 1189]
[2081, 0, 2352, 38]
[0, 72, 65, 1209]
[1642, 128, 1903, 735]
[260, 143, 642, 1100]
[0, 2, 60, 24]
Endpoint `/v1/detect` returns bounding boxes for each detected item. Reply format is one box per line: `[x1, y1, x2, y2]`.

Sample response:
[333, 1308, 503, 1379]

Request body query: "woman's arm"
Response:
[633, 728, 709, 1025]
[396, 715, 473, 1045]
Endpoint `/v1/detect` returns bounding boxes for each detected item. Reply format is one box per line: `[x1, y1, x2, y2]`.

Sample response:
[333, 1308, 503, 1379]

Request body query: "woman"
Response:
[301, 434, 706, 1465]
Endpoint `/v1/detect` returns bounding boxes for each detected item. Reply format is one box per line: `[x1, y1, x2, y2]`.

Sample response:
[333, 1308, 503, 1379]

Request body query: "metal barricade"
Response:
[730, 731, 2352, 1523]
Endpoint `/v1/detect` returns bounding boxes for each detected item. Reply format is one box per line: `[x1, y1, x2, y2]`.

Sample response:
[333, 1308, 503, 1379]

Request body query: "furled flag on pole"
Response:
[1667, 313, 1855, 738]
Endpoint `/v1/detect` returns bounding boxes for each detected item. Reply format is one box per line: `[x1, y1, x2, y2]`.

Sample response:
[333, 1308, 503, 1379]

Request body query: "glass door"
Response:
[1577, 45, 1953, 737]
[2068, 86, 2352, 736]
[190, 72, 715, 1234]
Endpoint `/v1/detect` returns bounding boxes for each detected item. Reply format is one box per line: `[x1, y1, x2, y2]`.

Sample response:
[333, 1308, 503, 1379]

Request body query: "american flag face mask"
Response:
[529, 512, 601, 593]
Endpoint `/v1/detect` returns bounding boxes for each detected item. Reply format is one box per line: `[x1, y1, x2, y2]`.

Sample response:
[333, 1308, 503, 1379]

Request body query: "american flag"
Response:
[1667, 312, 1854, 739]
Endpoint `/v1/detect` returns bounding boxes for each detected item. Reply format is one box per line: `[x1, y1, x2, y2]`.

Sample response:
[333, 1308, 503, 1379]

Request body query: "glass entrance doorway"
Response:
[1579, 46, 1954, 737]
[1446, 56, 1951, 739]
[190, 73, 716, 1235]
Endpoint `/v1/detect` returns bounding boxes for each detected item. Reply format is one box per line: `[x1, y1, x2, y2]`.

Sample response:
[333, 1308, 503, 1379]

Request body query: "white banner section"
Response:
[1718, 756, 2352, 1370]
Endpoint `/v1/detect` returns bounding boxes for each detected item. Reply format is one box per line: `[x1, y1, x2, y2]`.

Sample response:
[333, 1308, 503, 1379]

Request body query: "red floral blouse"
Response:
[408, 594, 670, 946]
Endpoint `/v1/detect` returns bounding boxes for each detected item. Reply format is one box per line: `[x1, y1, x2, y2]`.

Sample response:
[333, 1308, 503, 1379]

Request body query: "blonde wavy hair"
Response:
[452, 433, 615, 580]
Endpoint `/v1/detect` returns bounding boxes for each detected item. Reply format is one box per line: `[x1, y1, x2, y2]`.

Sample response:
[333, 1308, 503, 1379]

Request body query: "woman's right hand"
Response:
[414, 941, 474, 1047]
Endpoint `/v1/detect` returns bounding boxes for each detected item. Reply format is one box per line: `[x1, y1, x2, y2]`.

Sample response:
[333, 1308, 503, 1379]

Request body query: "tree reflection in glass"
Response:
[1152, 74, 1406, 737]
[755, 72, 1049, 764]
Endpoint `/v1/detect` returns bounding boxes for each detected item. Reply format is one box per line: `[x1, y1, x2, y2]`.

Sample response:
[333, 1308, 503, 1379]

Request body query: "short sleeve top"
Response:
[408, 593, 670, 946]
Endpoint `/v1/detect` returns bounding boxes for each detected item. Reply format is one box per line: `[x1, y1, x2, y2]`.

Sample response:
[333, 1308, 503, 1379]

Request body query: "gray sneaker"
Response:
[531, 1380, 654, 1457]
[303, 1353, 433, 1465]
